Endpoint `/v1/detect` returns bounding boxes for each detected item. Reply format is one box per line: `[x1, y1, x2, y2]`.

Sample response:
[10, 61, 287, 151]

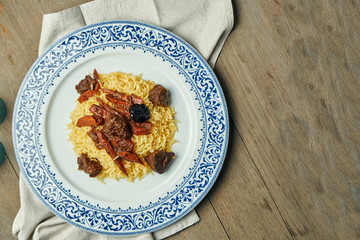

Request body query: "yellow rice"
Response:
[67, 71, 177, 182]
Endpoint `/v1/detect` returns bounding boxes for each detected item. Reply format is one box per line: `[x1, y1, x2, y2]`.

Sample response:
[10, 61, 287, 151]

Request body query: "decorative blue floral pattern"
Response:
[13, 21, 229, 236]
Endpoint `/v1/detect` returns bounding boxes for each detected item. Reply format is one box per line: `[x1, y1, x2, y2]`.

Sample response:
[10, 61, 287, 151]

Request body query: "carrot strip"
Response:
[76, 115, 98, 127]
[117, 151, 143, 165]
[93, 69, 100, 91]
[78, 90, 97, 103]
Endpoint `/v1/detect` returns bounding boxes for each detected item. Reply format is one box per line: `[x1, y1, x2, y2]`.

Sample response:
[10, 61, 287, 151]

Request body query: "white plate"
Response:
[13, 21, 229, 236]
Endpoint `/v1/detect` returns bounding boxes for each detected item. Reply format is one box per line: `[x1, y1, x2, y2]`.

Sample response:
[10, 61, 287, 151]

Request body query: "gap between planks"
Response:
[5, 152, 19, 179]
[225, 116, 296, 240]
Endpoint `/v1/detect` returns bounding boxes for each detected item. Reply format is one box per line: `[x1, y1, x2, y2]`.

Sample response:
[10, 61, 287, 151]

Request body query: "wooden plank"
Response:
[0, 0, 91, 178]
[0, 155, 20, 239]
[1, 0, 90, 57]
[0, 1, 231, 239]
[208, 123, 292, 239]
[167, 197, 229, 240]
[215, 0, 360, 238]
[0, 1, 39, 175]
[3, 0, 359, 239]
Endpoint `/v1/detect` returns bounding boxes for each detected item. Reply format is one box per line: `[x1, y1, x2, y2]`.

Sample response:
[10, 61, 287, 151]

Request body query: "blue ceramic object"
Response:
[0, 98, 6, 124]
[12, 21, 229, 236]
[0, 142, 4, 166]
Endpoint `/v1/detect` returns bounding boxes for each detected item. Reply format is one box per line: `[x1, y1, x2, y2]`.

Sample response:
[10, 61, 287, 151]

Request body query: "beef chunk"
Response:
[101, 88, 129, 102]
[89, 104, 106, 125]
[129, 94, 144, 104]
[144, 150, 175, 174]
[129, 121, 152, 135]
[96, 131, 117, 159]
[87, 128, 117, 159]
[97, 98, 125, 119]
[148, 84, 170, 107]
[90, 104, 105, 118]
[75, 75, 97, 94]
[102, 114, 132, 140]
[77, 153, 102, 177]
[113, 105, 131, 120]
[111, 139, 134, 152]
[87, 128, 102, 149]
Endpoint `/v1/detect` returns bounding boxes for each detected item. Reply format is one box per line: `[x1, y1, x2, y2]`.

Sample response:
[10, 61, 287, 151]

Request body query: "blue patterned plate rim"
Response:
[12, 20, 229, 236]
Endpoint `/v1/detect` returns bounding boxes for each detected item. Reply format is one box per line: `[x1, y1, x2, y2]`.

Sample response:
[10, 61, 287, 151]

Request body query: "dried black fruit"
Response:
[130, 104, 150, 123]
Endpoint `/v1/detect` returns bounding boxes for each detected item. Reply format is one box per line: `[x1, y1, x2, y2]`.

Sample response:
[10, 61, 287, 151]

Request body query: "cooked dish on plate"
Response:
[67, 69, 178, 182]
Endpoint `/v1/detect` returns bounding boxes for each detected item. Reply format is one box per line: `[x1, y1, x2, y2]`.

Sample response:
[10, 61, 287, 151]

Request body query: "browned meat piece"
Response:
[90, 104, 105, 118]
[101, 88, 129, 102]
[105, 94, 131, 119]
[97, 98, 124, 118]
[113, 106, 130, 120]
[87, 128, 117, 159]
[77, 153, 102, 177]
[129, 94, 144, 104]
[101, 88, 144, 105]
[144, 150, 175, 174]
[96, 131, 117, 159]
[105, 94, 128, 106]
[100, 89, 145, 120]
[114, 158, 128, 177]
[87, 128, 102, 149]
[75, 75, 97, 94]
[89, 104, 107, 125]
[102, 114, 132, 140]
[148, 84, 170, 107]
[129, 121, 152, 135]
[111, 139, 134, 152]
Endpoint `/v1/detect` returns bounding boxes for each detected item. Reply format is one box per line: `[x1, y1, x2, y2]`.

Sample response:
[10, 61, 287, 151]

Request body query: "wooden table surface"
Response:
[1, 0, 359, 239]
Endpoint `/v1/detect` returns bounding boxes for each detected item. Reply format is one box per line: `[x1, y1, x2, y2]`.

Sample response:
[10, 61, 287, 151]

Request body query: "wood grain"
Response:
[207, 123, 292, 239]
[0, 0, 359, 239]
[167, 197, 229, 240]
[0, 1, 35, 175]
[216, 0, 360, 239]
[0, 1, 230, 239]
[0, 156, 20, 239]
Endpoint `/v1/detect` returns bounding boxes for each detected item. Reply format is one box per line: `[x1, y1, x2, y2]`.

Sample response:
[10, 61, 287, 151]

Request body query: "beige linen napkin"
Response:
[13, 0, 233, 239]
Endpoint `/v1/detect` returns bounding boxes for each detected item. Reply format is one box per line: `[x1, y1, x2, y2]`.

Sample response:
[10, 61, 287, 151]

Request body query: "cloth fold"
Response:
[13, 0, 233, 239]
[39, 0, 233, 68]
